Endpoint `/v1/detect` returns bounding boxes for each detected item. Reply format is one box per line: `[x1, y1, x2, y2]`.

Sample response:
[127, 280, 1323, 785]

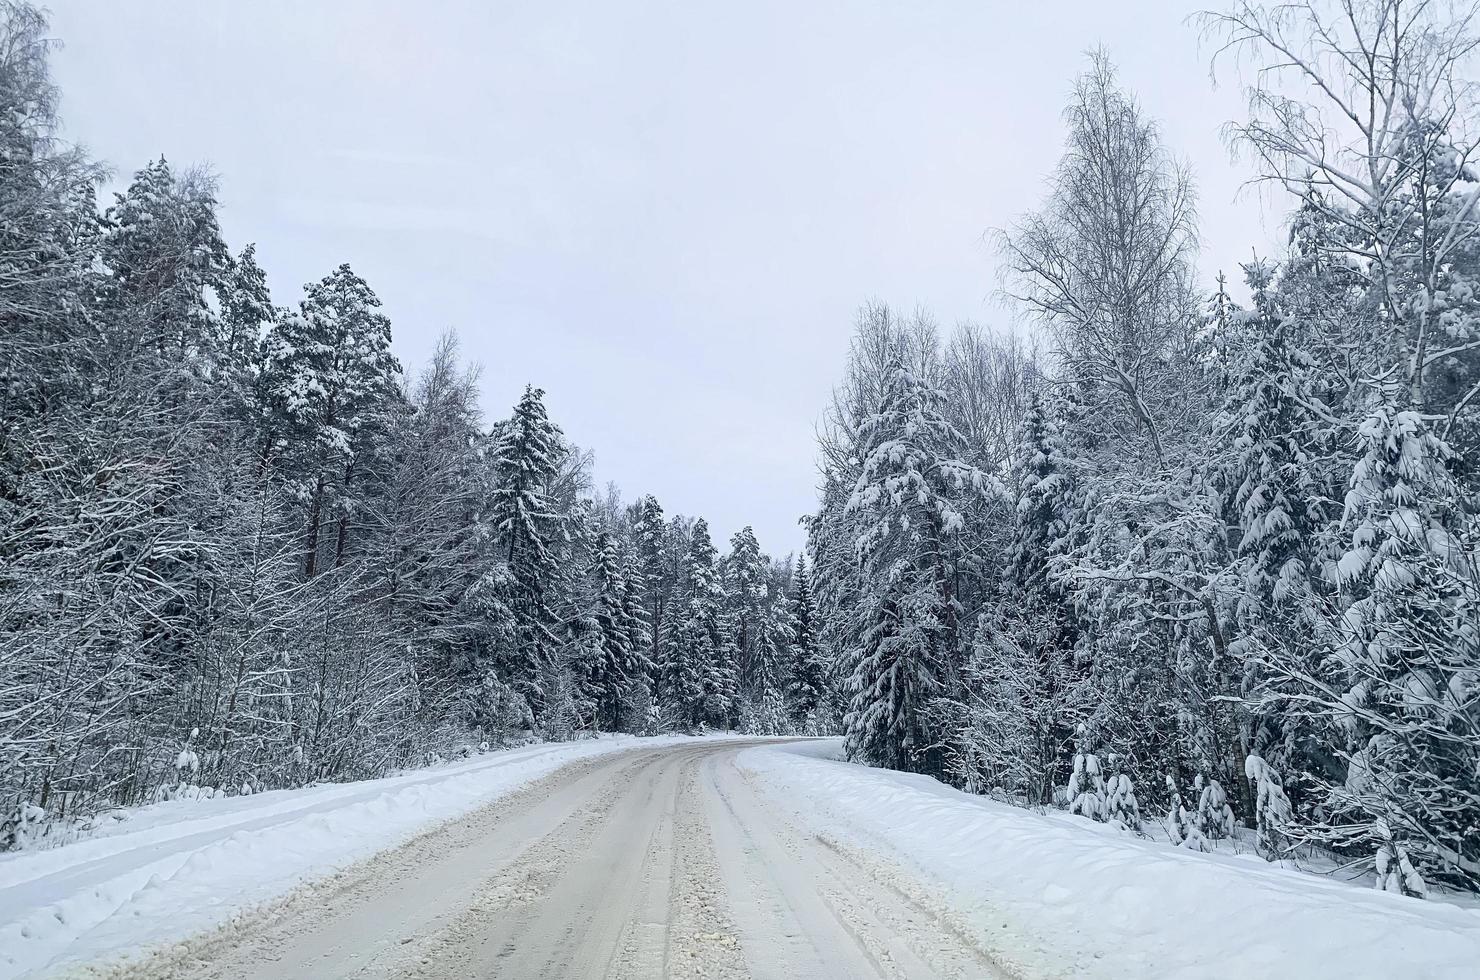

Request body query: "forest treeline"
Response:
[6, 0, 1480, 904]
[815, 2, 1480, 897]
[0, 2, 830, 847]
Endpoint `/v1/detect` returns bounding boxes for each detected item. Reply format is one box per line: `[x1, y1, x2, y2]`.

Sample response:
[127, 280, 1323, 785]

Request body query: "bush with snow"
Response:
[1194, 774, 1236, 843]
[1244, 753, 1292, 859]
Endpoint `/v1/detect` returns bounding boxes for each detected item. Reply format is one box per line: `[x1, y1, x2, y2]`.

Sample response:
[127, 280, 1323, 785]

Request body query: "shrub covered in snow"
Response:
[1244, 754, 1292, 859]
[1194, 774, 1236, 843]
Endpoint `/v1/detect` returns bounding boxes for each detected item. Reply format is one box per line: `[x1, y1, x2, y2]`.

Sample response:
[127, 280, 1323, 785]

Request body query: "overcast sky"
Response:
[49, 0, 1285, 557]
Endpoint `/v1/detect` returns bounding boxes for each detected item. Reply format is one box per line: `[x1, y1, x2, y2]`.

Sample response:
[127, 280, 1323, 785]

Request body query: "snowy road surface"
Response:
[5, 738, 1480, 979]
[66, 740, 1012, 980]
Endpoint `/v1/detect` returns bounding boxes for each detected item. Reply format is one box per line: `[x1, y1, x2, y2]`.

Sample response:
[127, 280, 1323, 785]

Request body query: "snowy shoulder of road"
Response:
[0, 734, 756, 980]
[737, 740, 1480, 980]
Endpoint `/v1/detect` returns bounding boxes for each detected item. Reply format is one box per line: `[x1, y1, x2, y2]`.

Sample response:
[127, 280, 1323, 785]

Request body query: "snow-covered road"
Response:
[5, 738, 1480, 979]
[63, 740, 1013, 979]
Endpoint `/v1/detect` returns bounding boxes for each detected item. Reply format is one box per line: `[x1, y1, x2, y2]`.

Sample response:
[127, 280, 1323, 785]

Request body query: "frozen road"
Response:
[105, 740, 1015, 980]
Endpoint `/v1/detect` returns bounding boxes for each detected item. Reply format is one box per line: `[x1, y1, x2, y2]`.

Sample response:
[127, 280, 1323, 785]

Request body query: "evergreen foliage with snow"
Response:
[803, 1, 1480, 897]
[7, 0, 1480, 904]
[0, 2, 828, 848]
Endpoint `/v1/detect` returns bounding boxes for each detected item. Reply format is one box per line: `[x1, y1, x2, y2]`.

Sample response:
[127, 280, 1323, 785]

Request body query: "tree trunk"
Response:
[304, 469, 326, 578]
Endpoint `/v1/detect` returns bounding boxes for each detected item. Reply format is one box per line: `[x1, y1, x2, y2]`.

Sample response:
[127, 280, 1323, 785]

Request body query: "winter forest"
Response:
[814, 1, 1480, 900]
[0, 0, 830, 850]
[3, 0, 1480, 910]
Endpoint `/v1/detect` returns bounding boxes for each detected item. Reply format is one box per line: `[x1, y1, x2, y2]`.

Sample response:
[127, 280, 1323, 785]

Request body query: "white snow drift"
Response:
[738, 741, 1480, 980]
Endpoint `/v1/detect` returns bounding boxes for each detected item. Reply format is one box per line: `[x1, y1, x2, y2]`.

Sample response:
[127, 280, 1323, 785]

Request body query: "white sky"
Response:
[49, 0, 1287, 557]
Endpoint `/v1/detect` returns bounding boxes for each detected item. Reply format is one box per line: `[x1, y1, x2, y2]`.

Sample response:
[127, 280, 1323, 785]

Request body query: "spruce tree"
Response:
[660, 518, 733, 729]
[724, 526, 768, 707]
[631, 495, 669, 681]
[1225, 261, 1331, 620]
[749, 564, 792, 735]
[1325, 404, 1480, 892]
[102, 157, 231, 375]
[786, 556, 828, 730]
[843, 359, 986, 773]
[486, 385, 567, 716]
[587, 530, 650, 729]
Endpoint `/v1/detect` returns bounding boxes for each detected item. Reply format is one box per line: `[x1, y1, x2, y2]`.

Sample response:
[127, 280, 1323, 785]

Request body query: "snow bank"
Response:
[739, 740, 1480, 980]
[0, 734, 730, 980]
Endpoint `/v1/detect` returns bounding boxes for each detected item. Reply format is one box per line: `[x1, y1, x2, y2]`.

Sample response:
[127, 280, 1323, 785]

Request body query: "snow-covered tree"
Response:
[485, 385, 568, 716]
[660, 519, 734, 729]
[1194, 774, 1237, 845]
[631, 495, 670, 682]
[259, 263, 402, 577]
[785, 556, 828, 731]
[102, 156, 231, 370]
[1244, 753, 1293, 860]
[587, 531, 651, 730]
[954, 388, 1082, 801]
[1324, 405, 1479, 889]
[725, 526, 769, 700]
[842, 359, 989, 774]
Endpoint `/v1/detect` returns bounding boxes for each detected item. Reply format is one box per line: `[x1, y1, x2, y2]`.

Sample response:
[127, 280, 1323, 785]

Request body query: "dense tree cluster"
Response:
[813, 2, 1480, 897]
[0, 2, 830, 848]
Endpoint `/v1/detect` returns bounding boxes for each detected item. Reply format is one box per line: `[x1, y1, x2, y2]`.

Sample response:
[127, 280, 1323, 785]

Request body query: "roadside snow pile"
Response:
[0, 734, 719, 980]
[739, 740, 1480, 980]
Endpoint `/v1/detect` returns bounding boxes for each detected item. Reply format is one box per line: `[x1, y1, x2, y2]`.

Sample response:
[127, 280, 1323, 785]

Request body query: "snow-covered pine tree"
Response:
[1194, 774, 1236, 844]
[101, 156, 231, 372]
[1103, 756, 1143, 833]
[216, 242, 276, 426]
[1226, 261, 1331, 621]
[659, 519, 732, 730]
[1243, 752, 1293, 860]
[785, 555, 828, 732]
[1323, 404, 1480, 891]
[258, 264, 402, 577]
[618, 550, 655, 729]
[588, 530, 650, 730]
[843, 358, 989, 773]
[748, 562, 792, 736]
[1064, 728, 1142, 832]
[1165, 774, 1189, 845]
[725, 526, 769, 707]
[804, 472, 860, 728]
[631, 495, 670, 683]
[1166, 775, 1215, 851]
[219, 243, 275, 369]
[485, 385, 568, 720]
[1066, 727, 1107, 821]
[664, 609, 712, 730]
[957, 388, 1081, 801]
[1213, 258, 1343, 818]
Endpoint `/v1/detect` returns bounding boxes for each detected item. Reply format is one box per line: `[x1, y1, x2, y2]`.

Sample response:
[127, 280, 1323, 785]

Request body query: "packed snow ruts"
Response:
[0, 735, 772, 979]
[13, 740, 1480, 980]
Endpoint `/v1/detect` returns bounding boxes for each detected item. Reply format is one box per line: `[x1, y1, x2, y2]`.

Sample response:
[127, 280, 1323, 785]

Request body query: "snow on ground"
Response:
[0, 734, 746, 980]
[738, 740, 1480, 980]
[13, 735, 1480, 980]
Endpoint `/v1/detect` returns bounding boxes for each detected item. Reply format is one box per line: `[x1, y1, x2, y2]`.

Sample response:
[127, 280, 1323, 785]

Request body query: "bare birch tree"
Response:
[998, 51, 1202, 467]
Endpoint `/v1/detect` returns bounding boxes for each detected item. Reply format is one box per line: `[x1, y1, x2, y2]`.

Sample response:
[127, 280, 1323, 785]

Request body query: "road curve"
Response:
[98, 740, 1016, 980]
